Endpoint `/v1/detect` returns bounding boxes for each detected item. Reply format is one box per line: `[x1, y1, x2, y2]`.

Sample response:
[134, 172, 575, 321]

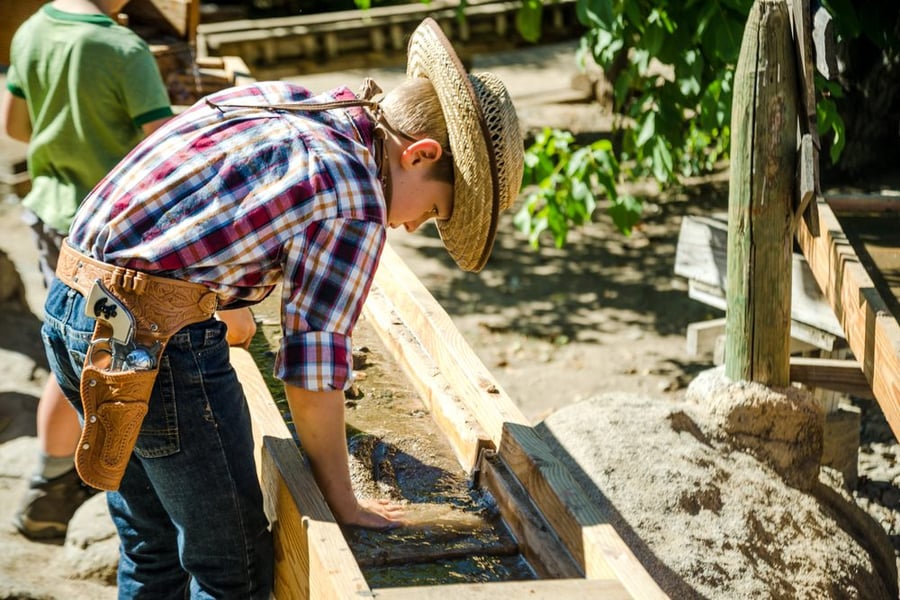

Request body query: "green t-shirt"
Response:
[6, 4, 173, 233]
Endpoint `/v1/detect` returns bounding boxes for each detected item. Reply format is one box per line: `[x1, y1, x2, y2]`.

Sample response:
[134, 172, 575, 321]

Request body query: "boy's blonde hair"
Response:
[380, 78, 455, 185]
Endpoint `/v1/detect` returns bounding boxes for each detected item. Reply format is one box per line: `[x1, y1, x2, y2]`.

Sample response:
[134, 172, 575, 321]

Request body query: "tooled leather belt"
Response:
[55, 240, 220, 491]
[56, 241, 219, 340]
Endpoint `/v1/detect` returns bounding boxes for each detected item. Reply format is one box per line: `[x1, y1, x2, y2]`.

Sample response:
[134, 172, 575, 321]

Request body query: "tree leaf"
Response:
[516, 0, 544, 43]
[576, 0, 615, 30]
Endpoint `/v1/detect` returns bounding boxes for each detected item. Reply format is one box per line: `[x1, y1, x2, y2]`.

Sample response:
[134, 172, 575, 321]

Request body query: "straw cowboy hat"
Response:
[406, 18, 524, 272]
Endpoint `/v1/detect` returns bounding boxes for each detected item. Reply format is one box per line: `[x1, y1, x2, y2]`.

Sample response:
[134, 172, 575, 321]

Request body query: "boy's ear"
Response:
[400, 138, 444, 167]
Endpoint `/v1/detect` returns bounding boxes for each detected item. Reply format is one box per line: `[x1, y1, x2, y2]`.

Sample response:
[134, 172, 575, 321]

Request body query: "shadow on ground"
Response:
[396, 180, 729, 346]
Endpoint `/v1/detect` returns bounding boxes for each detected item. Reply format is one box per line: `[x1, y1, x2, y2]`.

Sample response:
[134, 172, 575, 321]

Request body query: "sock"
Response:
[37, 453, 75, 480]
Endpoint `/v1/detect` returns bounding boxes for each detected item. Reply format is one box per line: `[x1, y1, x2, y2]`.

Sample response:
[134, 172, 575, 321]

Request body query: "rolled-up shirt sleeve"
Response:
[276, 216, 386, 391]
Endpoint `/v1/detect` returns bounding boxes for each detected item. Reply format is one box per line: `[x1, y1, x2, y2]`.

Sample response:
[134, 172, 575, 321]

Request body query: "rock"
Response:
[686, 366, 824, 490]
[0, 249, 27, 309]
[0, 437, 117, 599]
[64, 493, 119, 585]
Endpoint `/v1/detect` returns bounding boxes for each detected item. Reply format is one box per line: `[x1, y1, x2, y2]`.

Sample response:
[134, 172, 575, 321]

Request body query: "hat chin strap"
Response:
[372, 122, 392, 209]
[204, 78, 417, 203]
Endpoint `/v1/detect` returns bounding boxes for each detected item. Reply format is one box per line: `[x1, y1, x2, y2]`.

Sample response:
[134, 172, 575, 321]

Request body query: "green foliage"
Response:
[515, 128, 641, 248]
[816, 75, 845, 164]
[516, 0, 749, 247]
[515, 0, 858, 249]
[516, 0, 545, 42]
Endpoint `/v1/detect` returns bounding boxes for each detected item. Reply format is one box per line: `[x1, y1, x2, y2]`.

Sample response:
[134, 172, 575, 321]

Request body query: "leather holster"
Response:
[56, 241, 219, 491]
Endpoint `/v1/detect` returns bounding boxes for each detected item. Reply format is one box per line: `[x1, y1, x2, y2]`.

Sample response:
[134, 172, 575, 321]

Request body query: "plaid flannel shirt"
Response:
[69, 82, 387, 391]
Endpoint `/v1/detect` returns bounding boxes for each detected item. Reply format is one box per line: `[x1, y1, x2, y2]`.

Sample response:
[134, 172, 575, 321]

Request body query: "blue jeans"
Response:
[42, 279, 273, 599]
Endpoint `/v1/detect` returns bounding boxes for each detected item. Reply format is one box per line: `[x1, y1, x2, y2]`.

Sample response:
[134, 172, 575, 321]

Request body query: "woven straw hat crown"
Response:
[406, 18, 524, 272]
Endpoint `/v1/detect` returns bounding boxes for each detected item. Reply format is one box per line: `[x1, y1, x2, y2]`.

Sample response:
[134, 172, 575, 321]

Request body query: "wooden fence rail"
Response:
[196, 0, 579, 74]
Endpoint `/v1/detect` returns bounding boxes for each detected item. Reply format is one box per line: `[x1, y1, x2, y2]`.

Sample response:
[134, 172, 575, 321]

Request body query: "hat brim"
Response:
[406, 18, 500, 272]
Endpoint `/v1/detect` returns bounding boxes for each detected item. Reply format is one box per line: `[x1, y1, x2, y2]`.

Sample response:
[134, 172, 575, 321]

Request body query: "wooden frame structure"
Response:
[676, 0, 898, 439]
[195, 0, 579, 77]
[233, 243, 667, 599]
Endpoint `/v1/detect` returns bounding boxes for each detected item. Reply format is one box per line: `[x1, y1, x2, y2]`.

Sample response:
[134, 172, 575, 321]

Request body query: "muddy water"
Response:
[248, 295, 536, 588]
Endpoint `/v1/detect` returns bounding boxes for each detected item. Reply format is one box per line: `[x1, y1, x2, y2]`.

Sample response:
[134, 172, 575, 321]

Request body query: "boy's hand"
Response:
[344, 498, 406, 530]
[286, 385, 407, 530]
[216, 307, 256, 349]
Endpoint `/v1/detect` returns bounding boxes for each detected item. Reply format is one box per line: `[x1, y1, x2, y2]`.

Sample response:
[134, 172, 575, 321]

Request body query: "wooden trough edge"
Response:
[230, 242, 668, 598]
[796, 198, 900, 439]
[366, 243, 665, 597]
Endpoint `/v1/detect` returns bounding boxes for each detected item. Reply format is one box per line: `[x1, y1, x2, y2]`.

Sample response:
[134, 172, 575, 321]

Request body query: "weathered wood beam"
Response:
[125, 0, 200, 42]
[686, 318, 729, 358]
[687, 317, 836, 360]
[789, 356, 874, 399]
[675, 215, 844, 340]
[726, 0, 797, 386]
[362, 286, 490, 470]
[795, 198, 900, 439]
[497, 421, 661, 595]
[825, 195, 900, 215]
[477, 451, 583, 579]
[370, 244, 531, 445]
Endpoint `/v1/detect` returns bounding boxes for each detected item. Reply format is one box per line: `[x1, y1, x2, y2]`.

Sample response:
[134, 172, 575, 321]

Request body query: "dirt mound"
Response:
[538, 391, 896, 599]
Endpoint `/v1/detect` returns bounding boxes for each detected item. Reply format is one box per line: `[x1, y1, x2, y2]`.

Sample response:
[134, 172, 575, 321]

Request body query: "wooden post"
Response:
[725, 0, 798, 386]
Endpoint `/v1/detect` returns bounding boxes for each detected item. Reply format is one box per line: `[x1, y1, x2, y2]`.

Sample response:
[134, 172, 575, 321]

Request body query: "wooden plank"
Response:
[787, 319, 840, 353]
[790, 0, 818, 143]
[231, 348, 373, 600]
[795, 198, 900, 440]
[197, 0, 578, 66]
[498, 423, 662, 597]
[826, 195, 900, 215]
[196, 0, 540, 35]
[686, 317, 728, 357]
[371, 243, 529, 445]
[790, 0, 823, 235]
[685, 281, 840, 353]
[362, 287, 490, 470]
[793, 133, 817, 231]
[687, 317, 836, 362]
[676, 215, 844, 337]
[839, 215, 900, 320]
[789, 356, 874, 399]
[674, 214, 729, 290]
[221, 55, 255, 86]
[372, 578, 632, 599]
[0, 0, 45, 66]
[791, 253, 845, 338]
[725, 0, 797, 386]
[477, 451, 583, 579]
[125, 0, 200, 42]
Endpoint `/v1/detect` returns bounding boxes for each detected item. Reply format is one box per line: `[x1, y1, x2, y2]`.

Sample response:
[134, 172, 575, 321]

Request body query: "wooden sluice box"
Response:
[236, 243, 666, 599]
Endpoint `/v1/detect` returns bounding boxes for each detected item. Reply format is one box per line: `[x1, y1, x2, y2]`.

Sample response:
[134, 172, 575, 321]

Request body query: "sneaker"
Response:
[13, 468, 99, 540]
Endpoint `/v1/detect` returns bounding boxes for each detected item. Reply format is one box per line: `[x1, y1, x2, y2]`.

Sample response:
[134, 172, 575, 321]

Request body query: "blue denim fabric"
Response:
[42, 279, 273, 599]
